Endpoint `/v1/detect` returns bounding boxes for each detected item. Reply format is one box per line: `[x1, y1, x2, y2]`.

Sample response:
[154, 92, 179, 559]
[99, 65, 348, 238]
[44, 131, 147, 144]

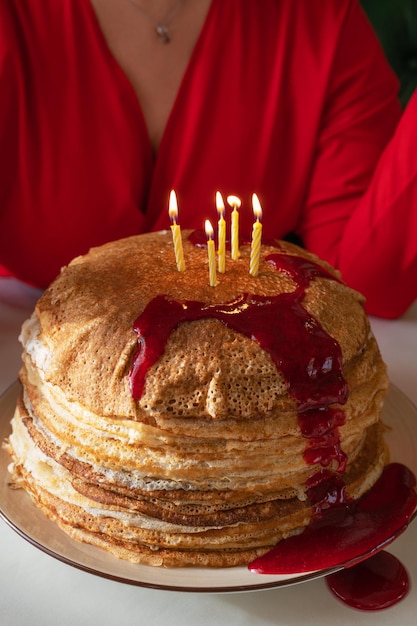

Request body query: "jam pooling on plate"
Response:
[248, 463, 417, 574]
[249, 462, 417, 611]
[326, 550, 411, 611]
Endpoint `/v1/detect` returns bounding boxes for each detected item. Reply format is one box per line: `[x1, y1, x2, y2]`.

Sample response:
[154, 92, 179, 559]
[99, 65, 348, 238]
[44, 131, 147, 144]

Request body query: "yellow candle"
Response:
[205, 219, 217, 287]
[227, 195, 241, 260]
[168, 190, 185, 272]
[216, 191, 226, 273]
[249, 193, 263, 277]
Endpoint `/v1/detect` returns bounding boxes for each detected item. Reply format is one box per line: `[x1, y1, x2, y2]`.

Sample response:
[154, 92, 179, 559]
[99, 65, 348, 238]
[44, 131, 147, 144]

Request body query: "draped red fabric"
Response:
[2, 0, 413, 318]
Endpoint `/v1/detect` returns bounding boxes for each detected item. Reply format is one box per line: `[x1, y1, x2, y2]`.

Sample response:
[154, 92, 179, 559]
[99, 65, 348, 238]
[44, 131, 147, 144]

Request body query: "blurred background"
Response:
[361, 0, 417, 105]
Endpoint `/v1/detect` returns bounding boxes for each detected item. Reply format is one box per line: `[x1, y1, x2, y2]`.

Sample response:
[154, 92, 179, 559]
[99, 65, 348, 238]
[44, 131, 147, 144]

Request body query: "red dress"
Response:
[0, 0, 414, 317]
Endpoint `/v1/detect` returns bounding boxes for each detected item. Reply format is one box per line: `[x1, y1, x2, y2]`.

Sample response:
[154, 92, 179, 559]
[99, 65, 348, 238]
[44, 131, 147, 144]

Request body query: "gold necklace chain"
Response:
[126, 0, 185, 43]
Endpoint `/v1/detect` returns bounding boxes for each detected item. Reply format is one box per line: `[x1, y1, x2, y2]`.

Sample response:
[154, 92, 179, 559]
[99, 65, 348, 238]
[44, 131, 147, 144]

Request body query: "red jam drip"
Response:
[130, 291, 346, 409]
[326, 551, 410, 611]
[300, 408, 347, 471]
[130, 253, 347, 422]
[265, 254, 348, 471]
[248, 463, 417, 575]
[305, 468, 351, 518]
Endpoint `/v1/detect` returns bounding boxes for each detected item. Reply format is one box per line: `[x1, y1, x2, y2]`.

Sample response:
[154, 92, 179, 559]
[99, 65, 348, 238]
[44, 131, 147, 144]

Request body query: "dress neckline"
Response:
[86, 0, 217, 161]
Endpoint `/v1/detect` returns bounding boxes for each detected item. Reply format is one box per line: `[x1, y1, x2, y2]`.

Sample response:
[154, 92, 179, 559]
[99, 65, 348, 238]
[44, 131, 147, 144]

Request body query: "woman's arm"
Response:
[298, 0, 412, 318]
[337, 90, 417, 318]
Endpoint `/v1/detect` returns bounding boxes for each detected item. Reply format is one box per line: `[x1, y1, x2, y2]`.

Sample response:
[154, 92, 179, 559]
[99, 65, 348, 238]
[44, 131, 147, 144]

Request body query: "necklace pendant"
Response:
[155, 23, 170, 43]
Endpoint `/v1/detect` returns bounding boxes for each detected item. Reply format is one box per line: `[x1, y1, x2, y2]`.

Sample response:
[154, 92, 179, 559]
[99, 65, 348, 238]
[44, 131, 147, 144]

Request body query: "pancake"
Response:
[4, 230, 389, 567]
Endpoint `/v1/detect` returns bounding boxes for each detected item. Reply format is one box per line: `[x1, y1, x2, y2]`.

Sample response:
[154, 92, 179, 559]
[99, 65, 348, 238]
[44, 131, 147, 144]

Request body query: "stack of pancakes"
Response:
[5, 231, 389, 567]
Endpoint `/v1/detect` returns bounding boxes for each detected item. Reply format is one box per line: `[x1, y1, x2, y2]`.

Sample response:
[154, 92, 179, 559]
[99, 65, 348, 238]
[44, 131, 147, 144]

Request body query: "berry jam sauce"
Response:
[130, 249, 347, 411]
[326, 550, 411, 611]
[129, 236, 417, 610]
[248, 463, 417, 574]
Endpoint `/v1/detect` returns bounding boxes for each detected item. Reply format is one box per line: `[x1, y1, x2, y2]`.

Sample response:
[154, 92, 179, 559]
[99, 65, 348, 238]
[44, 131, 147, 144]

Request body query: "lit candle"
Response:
[216, 191, 226, 273]
[205, 219, 217, 287]
[249, 193, 263, 277]
[168, 190, 185, 272]
[227, 195, 241, 260]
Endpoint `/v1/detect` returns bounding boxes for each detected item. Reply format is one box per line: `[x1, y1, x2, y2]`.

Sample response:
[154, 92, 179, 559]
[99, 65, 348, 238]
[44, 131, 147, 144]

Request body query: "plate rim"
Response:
[1, 380, 416, 593]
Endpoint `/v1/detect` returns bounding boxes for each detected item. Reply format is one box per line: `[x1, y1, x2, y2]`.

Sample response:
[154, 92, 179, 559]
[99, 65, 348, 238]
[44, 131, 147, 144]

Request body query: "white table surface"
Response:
[1, 276, 417, 626]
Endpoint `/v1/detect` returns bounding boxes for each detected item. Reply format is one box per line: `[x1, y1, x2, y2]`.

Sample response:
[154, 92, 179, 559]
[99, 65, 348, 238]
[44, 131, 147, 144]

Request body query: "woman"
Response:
[0, 0, 415, 318]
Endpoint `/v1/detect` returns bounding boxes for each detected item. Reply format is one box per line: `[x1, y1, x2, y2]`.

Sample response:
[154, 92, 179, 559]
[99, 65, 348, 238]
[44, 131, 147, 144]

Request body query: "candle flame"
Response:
[252, 193, 262, 220]
[216, 191, 225, 217]
[205, 219, 214, 239]
[227, 195, 241, 209]
[169, 189, 178, 223]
